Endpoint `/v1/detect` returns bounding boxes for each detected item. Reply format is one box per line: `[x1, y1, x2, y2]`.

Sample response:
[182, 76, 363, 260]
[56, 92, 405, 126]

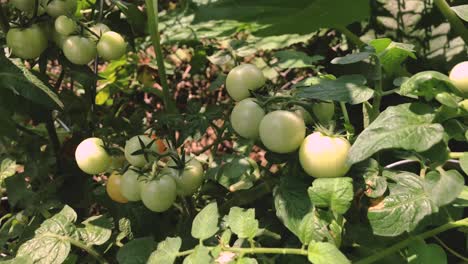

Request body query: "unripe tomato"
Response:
[140, 175, 177, 212]
[230, 98, 265, 139]
[259, 110, 306, 153]
[6, 25, 48, 59]
[226, 64, 265, 101]
[106, 172, 128, 203]
[313, 101, 335, 124]
[124, 135, 166, 167]
[97, 31, 127, 61]
[106, 155, 126, 172]
[120, 168, 142, 201]
[88, 23, 110, 41]
[11, 0, 46, 14]
[62, 36, 97, 65]
[54, 15, 76, 36]
[295, 106, 313, 125]
[166, 158, 204, 196]
[45, 0, 77, 17]
[299, 132, 351, 178]
[51, 27, 67, 48]
[449, 61, 468, 97]
[75, 137, 110, 174]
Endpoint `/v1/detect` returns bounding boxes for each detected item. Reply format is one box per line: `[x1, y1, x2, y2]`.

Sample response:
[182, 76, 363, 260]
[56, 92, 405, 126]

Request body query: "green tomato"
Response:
[230, 98, 265, 139]
[166, 158, 204, 196]
[45, 0, 77, 17]
[51, 27, 67, 48]
[88, 23, 110, 41]
[299, 132, 350, 178]
[54, 15, 76, 36]
[449, 61, 468, 97]
[124, 135, 160, 168]
[312, 101, 335, 124]
[6, 25, 48, 59]
[106, 171, 128, 203]
[10, 0, 44, 13]
[97, 31, 127, 61]
[140, 175, 177, 212]
[62, 36, 97, 65]
[75, 137, 110, 174]
[294, 106, 313, 125]
[120, 168, 142, 201]
[226, 64, 265, 101]
[259, 110, 306, 153]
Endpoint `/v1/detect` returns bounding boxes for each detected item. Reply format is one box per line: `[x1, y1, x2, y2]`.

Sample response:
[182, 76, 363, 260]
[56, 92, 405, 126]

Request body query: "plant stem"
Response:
[449, 152, 464, 159]
[370, 55, 383, 123]
[145, 0, 176, 113]
[47, 233, 109, 263]
[433, 0, 468, 46]
[433, 235, 468, 262]
[176, 246, 307, 257]
[355, 217, 468, 264]
[0, 4, 9, 33]
[335, 25, 365, 48]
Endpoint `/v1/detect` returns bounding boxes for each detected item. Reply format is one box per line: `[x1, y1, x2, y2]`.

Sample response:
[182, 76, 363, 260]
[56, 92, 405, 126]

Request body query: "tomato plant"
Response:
[54, 15, 76, 36]
[74, 137, 110, 174]
[120, 168, 142, 201]
[230, 98, 265, 139]
[140, 175, 177, 212]
[45, 0, 77, 17]
[97, 31, 127, 60]
[226, 64, 265, 101]
[106, 171, 128, 203]
[166, 157, 204, 196]
[6, 25, 48, 59]
[62, 36, 97, 65]
[124, 135, 163, 168]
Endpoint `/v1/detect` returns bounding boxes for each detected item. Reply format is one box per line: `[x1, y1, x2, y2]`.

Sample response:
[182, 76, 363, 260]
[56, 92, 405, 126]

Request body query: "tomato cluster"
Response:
[6, 0, 127, 64]
[74, 134, 205, 212]
[228, 64, 351, 178]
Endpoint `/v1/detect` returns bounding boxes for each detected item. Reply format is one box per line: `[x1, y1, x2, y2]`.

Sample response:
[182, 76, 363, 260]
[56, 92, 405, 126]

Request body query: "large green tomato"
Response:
[45, 0, 77, 17]
[54, 15, 76, 36]
[226, 64, 265, 101]
[230, 98, 265, 139]
[97, 31, 127, 60]
[88, 23, 110, 41]
[259, 110, 306, 153]
[120, 168, 142, 201]
[75, 137, 110, 174]
[106, 171, 128, 203]
[140, 175, 177, 212]
[124, 135, 164, 167]
[62, 36, 97, 65]
[6, 25, 48, 59]
[449, 61, 468, 97]
[299, 132, 350, 178]
[166, 158, 204, 196]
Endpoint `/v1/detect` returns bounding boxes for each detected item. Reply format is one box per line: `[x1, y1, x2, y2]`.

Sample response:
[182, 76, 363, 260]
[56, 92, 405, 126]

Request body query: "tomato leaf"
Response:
[116, 237, 156, 264]
[460, 153, 468, 175]
[295, 75, 374, 104]
[308, 177, 354, 214]
[297, 211, 330, 245]
[451, 5, 468, 22]
[347, 103, 444, 165]
[191, 202, 219, 240]
[182, 245, 212, 264]
[331, 51, 373, 65]
[0, 158, 16, 185]
[147, 237, 182, 264]
[307, 242, 350, 264]
[272, 50, 323, 69]
[400, 71, 462, 100]
[226, 207, 259, 239]
[424, 170, 464, 207]
[405, 239, 447, 264]
[77, 215, 113, 246]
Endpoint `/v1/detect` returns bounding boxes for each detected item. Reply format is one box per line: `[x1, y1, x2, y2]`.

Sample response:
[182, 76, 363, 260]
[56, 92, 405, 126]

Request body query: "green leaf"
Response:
[367, 172, 435, 237]
[308, 178, 353, 214]
[192, 203, 219, 240]
[272, 50, 323, 69]
[117, 237, 157, 264]
[307, 242, 350, 264]
[77, 215, 112, 246]
[331, 51, 372, 65]
[237, 258, 258, 264]
[364, 175, 388, 198]
[5, 174, 35, 207]
[406, 239, 447, 264]
[208, 74, 227, 92]
[453, 186, 468, 207]
[400, 71, 461, 100]
[460, 153, 468, 175]
[252, 33, 316, 51]
[451, 5, 468, 22]
[226, 207, 258, 239]
[182, 246, 212, 264]
[424, 170, 464, 207]
[0, 56, 63, 109]
[274, 176, 312, 239]
[114, 1, 147, 34]
[252, 57, 279, 80]
[295, 75, 374, 104]
[373, 41, 416, 76]
[147, 237, 182, 264]
[0, 158, 16, 184]
[347, 103, 445, 165]
[195, 0, 370, 36]
[0, 256, 33, 264]
[208, 156, 259, 191]
[297, 211, 330, 245]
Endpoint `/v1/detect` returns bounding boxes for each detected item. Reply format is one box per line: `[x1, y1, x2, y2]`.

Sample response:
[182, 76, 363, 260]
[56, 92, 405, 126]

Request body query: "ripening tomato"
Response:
[230, 98, 265, 139]
[140, 175, 177, 212]
[54, 15, 76, 36]
[299, 132, 351, 178]
[165, 158, 204, 196]
[45, 0, 77, 17]
[259, 110, 306, 153]
[6, 25, 48, 59]
[106, 172, 128, 203]
[226, 64, 265, 101]
[97, 31, 127, 61]
[75, 137, 110, 174]
[120, 168, 142, 201]
[62, 36, 97, 65]
[124, 135, 166, 167]
[449, 61, 468, 97]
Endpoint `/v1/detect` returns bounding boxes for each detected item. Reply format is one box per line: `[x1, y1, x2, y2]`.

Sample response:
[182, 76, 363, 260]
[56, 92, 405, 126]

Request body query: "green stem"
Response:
[370, 55, 383, 123]
[47, 233, 109, 263]
[433, 0, 468, 46]
[449, 152, 464, 159]
[176, 246, 307, 257]
[433, 235, 468, 262]
[145, 0, 176, 113]
[339, 102, 353, 139]
[335, 25, 365, 48]
[355, 217, 468, 264]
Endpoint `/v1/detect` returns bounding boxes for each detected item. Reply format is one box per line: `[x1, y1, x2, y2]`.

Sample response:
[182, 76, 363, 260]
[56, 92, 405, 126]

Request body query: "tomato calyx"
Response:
[313, 124, 344, 139]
